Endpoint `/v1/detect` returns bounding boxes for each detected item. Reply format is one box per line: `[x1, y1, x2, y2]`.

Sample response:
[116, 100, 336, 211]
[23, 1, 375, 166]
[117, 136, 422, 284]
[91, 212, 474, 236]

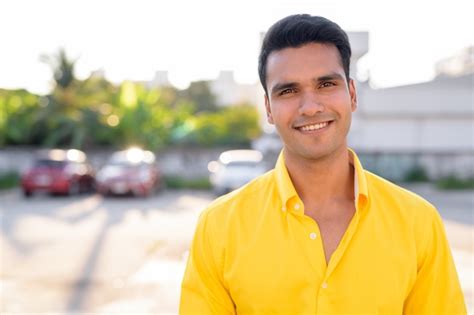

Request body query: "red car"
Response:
[21, 149, 95, 197]
[96, 148, 161, 197]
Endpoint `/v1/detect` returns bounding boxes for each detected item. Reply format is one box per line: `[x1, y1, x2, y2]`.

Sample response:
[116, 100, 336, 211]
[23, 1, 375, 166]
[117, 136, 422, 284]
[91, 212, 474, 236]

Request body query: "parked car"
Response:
[251, 130, 283, 155]
[208, 149, 267, 195]
[96, 148, 161, 197]
[21, 149, 95, 197]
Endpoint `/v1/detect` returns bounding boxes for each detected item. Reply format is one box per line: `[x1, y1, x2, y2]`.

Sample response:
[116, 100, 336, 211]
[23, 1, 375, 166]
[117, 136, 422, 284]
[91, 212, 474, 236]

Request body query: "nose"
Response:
[298, 91, 325, 116]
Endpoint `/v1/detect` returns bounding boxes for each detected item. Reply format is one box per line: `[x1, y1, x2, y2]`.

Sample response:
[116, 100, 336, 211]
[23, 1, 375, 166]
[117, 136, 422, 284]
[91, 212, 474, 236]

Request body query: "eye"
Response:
[320, 81, 335, 88]
[279, 88, 297, 96]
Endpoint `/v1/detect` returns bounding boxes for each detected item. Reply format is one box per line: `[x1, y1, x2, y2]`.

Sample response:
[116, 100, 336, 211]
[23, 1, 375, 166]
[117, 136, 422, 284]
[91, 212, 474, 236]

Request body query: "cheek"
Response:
[329, 89, 350, 103]
[270, 100, 296, 122]
[330, 92, 353, 116]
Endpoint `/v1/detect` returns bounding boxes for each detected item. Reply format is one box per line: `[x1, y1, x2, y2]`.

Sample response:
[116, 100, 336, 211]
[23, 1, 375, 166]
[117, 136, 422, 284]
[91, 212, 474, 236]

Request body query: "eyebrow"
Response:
[270, 72, 345, 95]
[315, 72, 345, 82]
[270, 82, 298, 95]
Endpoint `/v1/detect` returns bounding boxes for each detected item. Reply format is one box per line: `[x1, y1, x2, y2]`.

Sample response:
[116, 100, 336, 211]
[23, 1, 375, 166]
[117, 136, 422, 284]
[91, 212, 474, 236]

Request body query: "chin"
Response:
[286, 142, 345, 162]
[286, 146, 328, 161]
[303, 150, 333, 161]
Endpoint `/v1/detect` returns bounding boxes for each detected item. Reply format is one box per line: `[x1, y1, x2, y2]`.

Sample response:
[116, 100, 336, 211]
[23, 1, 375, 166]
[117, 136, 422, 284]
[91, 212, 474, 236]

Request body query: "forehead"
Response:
[266, 43, 344, 85]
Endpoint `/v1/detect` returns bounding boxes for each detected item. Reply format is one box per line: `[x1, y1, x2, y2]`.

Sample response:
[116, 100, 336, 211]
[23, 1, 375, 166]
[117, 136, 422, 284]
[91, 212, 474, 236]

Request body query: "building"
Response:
[209, 70, 261, 107]
[350, 45, 474, 180]
[148, 70, 172, 88]
[146, 69, 262, 108]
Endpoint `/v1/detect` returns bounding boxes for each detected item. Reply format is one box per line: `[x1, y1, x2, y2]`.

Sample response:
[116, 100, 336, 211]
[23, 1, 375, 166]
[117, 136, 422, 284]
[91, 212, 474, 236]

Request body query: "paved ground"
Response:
[0, 189, 212, 314]
[0, 185, 472, 314]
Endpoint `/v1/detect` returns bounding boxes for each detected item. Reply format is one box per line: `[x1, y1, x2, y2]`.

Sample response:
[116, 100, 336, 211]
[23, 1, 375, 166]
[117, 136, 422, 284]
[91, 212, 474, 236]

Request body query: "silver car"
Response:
[208, 150, 267, 195]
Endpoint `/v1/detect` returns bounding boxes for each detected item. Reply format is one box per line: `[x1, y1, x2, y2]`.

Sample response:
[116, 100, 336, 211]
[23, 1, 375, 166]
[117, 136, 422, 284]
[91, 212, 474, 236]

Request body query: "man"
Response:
[180, 14, 466, 314]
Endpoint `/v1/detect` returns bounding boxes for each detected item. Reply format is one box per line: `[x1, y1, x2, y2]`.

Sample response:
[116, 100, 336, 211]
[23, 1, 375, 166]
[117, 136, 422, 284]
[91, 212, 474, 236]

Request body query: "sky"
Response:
[1, 0, 473, 94]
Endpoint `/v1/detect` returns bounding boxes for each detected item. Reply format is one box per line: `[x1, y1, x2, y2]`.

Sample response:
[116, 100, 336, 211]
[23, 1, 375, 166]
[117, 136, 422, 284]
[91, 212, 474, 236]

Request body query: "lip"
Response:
[294, 120, 333, 133]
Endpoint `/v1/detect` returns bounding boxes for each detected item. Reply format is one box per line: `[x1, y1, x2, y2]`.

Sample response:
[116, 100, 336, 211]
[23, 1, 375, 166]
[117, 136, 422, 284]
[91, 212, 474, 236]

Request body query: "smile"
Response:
[297, 121, 331, 132]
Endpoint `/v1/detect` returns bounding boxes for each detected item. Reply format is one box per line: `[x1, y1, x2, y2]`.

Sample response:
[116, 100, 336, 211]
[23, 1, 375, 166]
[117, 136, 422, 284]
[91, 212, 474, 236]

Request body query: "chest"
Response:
[225, 212, 417, 315]
[305, 203, 356, 264]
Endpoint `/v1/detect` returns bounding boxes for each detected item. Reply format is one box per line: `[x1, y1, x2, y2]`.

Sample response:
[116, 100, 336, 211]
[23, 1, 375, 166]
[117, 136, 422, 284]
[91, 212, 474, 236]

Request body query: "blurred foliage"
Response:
[179, 80, 217, 113]
[436, 176, 474, 190]
[0, 89, 39, 146]
[163, 175, 211, 190]
[183, 104, 261, 146]
[40, 48, 76, 89]
[402, 165, 430, 182]
[0, 171, 20, 190]
[0, 50, 261, 150]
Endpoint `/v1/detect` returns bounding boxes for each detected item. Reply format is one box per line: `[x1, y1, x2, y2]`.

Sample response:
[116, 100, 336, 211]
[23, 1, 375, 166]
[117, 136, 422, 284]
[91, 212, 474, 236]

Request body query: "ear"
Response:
[264, 94, 274, 124]
[349, 79, 357, 112]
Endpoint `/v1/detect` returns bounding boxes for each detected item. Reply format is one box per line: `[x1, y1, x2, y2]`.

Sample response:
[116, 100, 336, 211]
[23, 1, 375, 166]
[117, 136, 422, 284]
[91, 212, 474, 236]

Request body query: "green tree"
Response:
[181, 80, 217, 113]
[112, 81, 195, 150]
[185, 103, 261, 147]
[40, 48, 76, 89]
[0, 89, 39, 146]
[1, 48, 262, 150]
[38, 48, 82, 147]
[38, 49, 119, 149]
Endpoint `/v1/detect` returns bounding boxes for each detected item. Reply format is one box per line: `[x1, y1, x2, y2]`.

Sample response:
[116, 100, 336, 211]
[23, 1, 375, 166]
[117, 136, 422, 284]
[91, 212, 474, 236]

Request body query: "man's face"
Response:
[264, 43, 357, 162]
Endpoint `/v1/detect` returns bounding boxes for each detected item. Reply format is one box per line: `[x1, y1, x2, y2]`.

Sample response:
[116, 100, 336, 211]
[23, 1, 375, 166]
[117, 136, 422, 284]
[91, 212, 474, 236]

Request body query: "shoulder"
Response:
[364, 171, 447, 260]
[200, 169, 276, 226]
[364, 170, 441, 224]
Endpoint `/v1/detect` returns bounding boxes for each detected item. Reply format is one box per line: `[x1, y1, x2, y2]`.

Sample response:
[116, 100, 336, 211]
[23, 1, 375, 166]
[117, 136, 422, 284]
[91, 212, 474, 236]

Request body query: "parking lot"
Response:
[0, 185, 472, 313]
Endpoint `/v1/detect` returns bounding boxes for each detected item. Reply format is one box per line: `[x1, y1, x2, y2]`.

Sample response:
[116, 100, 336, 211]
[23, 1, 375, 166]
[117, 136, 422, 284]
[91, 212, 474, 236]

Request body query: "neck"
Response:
[284, 146, 354, 207]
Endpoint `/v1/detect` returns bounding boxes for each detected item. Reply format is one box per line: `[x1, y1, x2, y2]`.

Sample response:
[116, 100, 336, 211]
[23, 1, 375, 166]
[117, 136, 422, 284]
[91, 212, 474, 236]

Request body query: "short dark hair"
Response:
[258, 14, 352, 94]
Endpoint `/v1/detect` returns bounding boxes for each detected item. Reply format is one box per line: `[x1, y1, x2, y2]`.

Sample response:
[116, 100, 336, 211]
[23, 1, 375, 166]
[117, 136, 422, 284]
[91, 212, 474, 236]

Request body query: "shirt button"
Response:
[294, 203, 300, 210]
[309, 232, 317, 240]
[281, 206, 286, 212]
[321, 282, 328, 289]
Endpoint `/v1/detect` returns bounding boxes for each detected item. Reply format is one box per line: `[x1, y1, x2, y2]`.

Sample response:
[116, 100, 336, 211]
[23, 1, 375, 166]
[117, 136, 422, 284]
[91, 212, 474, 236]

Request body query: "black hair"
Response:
[258, 14, 352, 94]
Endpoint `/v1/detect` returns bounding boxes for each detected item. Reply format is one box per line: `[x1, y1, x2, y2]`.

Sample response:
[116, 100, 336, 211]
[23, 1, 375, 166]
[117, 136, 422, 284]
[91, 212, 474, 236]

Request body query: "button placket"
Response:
[302, 213, 327, 278]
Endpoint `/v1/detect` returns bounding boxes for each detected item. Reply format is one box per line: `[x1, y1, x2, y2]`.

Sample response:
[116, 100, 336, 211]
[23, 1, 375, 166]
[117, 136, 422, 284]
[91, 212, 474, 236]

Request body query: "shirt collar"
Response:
[274, 150, 299, 206]
[274, 148, 369, 208]
[348, 148, 369, 205]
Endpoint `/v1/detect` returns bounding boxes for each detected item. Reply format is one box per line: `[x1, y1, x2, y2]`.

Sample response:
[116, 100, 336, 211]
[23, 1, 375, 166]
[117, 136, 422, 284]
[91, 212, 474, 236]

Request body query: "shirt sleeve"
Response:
[403, 206, 467, 314]
[179, 210, 236, 315]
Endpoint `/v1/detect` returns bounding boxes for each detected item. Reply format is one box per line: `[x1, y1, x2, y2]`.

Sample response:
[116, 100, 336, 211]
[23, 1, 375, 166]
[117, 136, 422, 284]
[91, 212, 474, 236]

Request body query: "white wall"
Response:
[352, 73, 474, 153]
[350, 118, 473, 153]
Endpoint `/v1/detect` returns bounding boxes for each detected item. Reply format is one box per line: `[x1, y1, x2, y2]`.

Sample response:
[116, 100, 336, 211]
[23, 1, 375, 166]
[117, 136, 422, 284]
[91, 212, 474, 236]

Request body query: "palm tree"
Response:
[38, 48, 82, 147]
[40, 48, 77, 89]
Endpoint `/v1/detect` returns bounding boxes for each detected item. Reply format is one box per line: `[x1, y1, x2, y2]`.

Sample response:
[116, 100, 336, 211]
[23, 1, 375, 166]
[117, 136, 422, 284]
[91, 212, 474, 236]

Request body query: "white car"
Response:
[208, 150, 267, 195]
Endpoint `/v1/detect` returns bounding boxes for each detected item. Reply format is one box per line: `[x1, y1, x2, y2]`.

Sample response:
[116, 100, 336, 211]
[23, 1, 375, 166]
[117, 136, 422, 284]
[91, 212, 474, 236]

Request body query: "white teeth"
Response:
[299, 122, 329, 131]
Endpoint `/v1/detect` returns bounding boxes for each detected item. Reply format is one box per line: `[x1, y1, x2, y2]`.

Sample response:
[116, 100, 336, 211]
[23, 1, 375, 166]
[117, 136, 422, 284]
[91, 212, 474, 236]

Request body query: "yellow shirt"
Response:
[180, 149, 466, 315]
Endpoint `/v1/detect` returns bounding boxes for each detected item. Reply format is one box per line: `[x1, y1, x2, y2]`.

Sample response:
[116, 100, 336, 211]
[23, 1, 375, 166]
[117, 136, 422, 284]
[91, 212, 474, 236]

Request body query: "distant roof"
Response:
[359, 73, 473, 117]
